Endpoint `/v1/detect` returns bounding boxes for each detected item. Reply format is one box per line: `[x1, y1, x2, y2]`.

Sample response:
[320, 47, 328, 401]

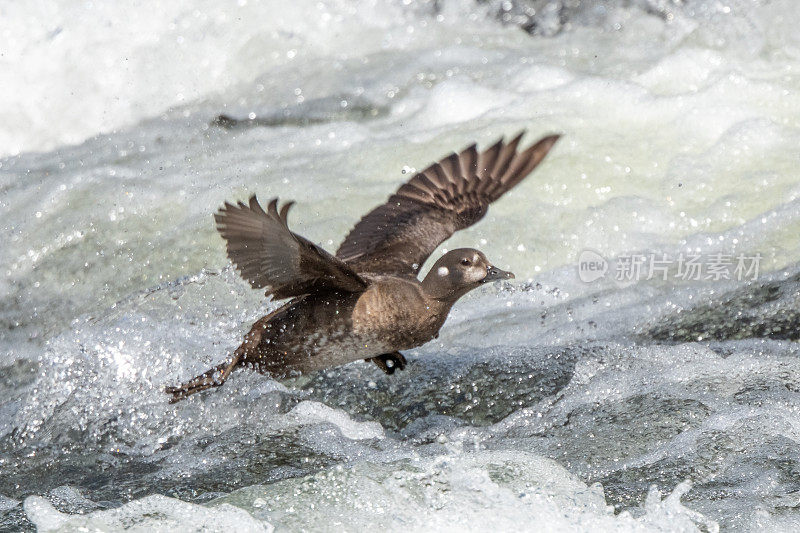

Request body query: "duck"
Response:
[166, 131, 560, 402]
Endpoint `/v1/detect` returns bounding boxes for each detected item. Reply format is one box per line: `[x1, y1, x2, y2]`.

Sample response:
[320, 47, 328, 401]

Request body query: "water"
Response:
[2, 0, 800, 530]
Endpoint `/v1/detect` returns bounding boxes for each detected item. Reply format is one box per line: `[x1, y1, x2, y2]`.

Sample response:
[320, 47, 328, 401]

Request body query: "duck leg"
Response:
[366, 351, 407, 375]
[165, 352, 241, 403]
[166, 314, 273, 403]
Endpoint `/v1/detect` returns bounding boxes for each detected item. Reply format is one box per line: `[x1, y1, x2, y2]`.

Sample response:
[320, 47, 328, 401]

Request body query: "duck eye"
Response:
[460, 258, 471, 266]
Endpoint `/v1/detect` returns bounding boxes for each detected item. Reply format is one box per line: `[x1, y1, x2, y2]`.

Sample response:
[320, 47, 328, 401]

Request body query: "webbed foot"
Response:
[366, 351, 407, 375]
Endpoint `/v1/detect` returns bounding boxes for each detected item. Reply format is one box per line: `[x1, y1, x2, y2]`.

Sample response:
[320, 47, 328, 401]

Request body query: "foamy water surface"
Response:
[2, 0, 800, 531]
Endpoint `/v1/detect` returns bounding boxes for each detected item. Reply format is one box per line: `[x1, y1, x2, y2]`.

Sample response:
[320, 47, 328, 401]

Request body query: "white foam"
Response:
[23, 454, 714, 533]
[286, 401, 385, 440]
[0, 0, 409, 157]
[210, 451, 715, 532]
[25, 494, 273, 533]
[415, 80, 515, 129]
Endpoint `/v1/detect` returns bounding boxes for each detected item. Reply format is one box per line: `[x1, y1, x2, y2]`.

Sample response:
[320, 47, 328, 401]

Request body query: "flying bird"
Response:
[166, 131, 560, 402]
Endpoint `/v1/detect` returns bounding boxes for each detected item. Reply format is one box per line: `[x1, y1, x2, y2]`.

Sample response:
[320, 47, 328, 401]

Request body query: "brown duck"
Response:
[166, 131, 560, 402]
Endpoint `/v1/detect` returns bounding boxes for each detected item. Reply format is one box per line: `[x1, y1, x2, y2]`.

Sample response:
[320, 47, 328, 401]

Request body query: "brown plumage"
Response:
[214, 197, 367, 299]
[166, 131, 560, 402]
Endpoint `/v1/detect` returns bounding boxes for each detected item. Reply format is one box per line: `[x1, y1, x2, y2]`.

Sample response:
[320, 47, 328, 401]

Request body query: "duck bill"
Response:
[482, 266, 515, 282]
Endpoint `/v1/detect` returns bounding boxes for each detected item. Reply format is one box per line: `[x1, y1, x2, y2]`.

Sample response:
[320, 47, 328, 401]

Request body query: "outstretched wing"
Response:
[215, 196, 368, 299]
[336, 132, 560, 276]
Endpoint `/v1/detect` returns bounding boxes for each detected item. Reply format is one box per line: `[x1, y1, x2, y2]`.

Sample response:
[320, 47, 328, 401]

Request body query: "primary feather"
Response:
[335, 132, 561, 276]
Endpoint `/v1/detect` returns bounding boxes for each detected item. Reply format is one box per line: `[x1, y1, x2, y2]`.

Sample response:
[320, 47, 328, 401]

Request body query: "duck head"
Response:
[421, 248, 514, 301]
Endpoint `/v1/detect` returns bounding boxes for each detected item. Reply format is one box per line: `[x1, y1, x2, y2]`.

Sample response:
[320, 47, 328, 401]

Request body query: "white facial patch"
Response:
[467, 267, 487, 283]
[437, 266, 449, 277]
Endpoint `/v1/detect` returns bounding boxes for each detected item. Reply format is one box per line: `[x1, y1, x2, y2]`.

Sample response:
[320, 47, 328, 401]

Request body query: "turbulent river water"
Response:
[2, 0, 800, 531]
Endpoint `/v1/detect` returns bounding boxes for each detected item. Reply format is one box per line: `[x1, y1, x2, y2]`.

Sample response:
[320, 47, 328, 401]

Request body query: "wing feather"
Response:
[215, 196, 368, 299]
[336, 132, 561, 276]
